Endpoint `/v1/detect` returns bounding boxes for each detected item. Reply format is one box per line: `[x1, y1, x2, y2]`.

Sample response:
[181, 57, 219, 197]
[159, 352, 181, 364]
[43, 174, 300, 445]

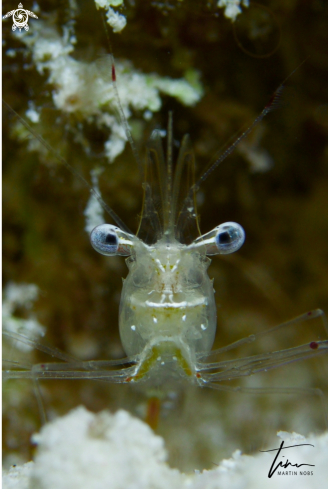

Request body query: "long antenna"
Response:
[99, 10, 144, 179]
[194, 61, 306, 190]
[3, 100, 133, 234]
[165, 112, 174, 232]
[194, 82, 283, 189]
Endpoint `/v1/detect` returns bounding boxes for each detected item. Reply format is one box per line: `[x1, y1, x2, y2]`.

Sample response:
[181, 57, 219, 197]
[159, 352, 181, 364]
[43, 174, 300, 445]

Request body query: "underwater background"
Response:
[3, 0, 328, 472]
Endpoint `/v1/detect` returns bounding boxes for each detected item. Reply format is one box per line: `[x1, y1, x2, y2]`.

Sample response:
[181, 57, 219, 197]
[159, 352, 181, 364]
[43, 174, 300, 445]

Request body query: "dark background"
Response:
[3, 0, 328, 471]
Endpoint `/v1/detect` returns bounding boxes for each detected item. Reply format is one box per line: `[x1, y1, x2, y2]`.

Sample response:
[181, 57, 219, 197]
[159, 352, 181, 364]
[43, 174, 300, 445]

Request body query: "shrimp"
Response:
[3, 73, 328, 413]
[3, 0, 328, 469]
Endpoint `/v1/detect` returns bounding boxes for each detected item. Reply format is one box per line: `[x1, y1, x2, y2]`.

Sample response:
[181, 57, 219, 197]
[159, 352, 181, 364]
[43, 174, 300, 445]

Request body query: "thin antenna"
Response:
[99, 10, 144, 179]
[194, 61, 307, 190]
[165, 112, 174, 233]
[194, 82, 283, 189]
[3, 100, 133, 234]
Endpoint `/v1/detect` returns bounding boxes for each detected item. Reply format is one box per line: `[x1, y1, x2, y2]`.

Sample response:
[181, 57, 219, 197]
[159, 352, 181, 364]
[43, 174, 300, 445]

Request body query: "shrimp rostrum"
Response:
[4, 102, 328, 409]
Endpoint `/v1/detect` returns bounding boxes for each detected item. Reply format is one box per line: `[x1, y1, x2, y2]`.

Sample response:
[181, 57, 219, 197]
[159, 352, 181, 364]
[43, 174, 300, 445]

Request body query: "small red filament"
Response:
[111, 64, 116, 82]
[265, 84, 284, 113]
[310, 341, 319, 350]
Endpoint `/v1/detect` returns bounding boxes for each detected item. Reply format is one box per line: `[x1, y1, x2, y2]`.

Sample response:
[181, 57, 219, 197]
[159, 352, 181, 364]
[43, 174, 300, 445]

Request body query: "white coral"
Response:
[84, 168, 106, 233]
[3, 407, 328, 489]
[217, 0, 249, 21]
[14, 18, 203, 164]
[2, 283, 45, 351]
[106, 6, 127, 33]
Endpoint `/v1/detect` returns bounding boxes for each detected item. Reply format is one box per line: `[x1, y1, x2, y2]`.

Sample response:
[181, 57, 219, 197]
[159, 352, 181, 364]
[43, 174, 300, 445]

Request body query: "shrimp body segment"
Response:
[120, 238, 216, 383]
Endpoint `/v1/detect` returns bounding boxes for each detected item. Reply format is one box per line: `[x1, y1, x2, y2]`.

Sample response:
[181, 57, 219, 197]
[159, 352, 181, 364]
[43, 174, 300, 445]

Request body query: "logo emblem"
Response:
[2, 3, 38, 32]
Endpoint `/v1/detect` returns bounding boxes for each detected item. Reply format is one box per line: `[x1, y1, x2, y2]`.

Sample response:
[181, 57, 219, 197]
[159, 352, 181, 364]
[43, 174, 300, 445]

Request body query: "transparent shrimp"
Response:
[3, 4, 328, 475]
[3, 72, 328, 420]
[3, 15, 328, 442]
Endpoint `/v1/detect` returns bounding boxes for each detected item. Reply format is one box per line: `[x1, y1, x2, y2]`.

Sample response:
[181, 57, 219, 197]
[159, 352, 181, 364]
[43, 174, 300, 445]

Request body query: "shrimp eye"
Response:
[214, 222, 245, 254]
[191, 221, 245, 255]
[105, 232, 118, 246]
[90, 224, 134, 256]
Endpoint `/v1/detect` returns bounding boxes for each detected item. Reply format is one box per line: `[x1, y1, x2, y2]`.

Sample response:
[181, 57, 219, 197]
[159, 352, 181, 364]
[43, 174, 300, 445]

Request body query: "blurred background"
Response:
[3, 0, 328, 472]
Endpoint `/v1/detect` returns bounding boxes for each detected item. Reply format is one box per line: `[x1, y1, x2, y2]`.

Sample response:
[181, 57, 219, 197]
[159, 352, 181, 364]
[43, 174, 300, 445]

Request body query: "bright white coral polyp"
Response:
[217, 0, 249, 22]
[3, 407, 328, 489]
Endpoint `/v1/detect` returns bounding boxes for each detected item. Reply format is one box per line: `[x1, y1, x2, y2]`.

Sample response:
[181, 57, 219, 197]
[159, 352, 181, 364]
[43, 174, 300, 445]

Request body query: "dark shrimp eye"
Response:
[105, 233, 118, 246]
[90, 224, 135, 256]
[217, 231, 231, 244]
[191, 221, 245, 255]
[90, 224, 119, 256]
[214, 222, 245, 254]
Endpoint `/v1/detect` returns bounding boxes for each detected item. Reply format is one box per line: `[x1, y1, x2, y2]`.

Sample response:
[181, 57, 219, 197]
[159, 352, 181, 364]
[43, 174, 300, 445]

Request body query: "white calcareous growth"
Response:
[94, 0, 127, 33]
[105, 6, 127, 33]
[2, 282, 45, 352]
[83, 168, 106, 233]
[13, 17, 203, 164]
[4, 407, 183, 489]
[217, 0, 249, 22]
[3, 407, 328, 489]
